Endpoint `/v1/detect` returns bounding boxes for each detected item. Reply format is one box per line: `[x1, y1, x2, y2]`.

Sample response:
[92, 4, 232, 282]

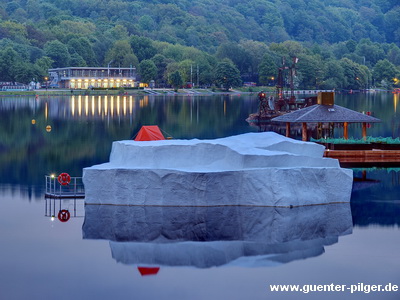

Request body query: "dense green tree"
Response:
[44, 40, 70, 68]
[138, 15, 156, 32]
[104, 25, 129, 42]
[239, 40, 269, 79]
[104, 40, 138, 68]
[384, 6, 400, 43]
[387, 44, 400, 66]
[14, 61, 42, 83]
[258, 54, 277, 86]
[0, 20, 27, 41]
[139, 59, 157, 83]
[151, 54, 169, 84]
[67, 37, 97, 66]
[339, 58, 368, 89]
[168, 70, 183, 90]
[130, 35, 157, 62]
[162, 44, 185, 62]
[372, 59, 398, 85]
[34, 56, 53, 76]
[213, 58, 242, 90]
[322, 60, 345, 89]
[0, 47, 19, 81]
[280, 41, 305, 57]
[355, 39, 385, 66]
[216, 42, 250, 75]
[296, 54, 324, 89]
[177, 59, 195, 85]
[69, 53, 86, 67]
[346, 40, 357, 52]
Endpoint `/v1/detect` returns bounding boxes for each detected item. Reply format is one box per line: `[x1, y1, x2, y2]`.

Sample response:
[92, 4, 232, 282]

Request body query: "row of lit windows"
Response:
[70, 79, 134, 82]
[69, 78, 135, 89]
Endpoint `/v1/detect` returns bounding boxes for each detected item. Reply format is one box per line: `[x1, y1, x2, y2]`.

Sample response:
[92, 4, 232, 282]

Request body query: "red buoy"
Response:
[57, 173, 71, 186]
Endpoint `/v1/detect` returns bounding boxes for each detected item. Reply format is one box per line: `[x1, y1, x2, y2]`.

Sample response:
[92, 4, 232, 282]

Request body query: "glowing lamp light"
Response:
[31, 119, 36, 125]
[50, 174, 55, 178]
[46, 125, 52, 132]
[51, 215, 55, 222]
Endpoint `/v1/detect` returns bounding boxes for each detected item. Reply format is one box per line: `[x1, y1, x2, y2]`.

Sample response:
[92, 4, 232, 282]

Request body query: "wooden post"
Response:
[317, 122, 322, 139]
[302, 122, 307, 141]
[286, 122, 290, 137]
[362, 122, 367, 141]
[344, 122, 349, 140]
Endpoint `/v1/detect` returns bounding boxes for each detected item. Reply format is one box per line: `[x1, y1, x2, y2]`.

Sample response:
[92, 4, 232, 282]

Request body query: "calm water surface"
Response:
[0, 92, 399, 300]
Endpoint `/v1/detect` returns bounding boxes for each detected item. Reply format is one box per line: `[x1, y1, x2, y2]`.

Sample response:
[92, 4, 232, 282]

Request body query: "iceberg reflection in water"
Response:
[82, 204, 352, 268]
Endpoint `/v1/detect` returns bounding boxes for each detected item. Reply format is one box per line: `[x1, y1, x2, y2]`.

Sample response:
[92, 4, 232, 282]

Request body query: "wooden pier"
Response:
[324, 149, 400, 167]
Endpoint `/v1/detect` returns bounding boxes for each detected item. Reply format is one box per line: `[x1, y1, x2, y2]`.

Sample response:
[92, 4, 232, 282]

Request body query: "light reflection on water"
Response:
[0, 93, 399, 299]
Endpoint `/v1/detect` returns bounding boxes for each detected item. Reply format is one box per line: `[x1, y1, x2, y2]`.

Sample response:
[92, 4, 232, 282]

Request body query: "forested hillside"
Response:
[0, 0, 399, 89]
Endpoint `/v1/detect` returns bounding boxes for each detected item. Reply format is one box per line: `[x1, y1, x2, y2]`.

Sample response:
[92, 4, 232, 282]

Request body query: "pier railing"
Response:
[45, 175, 85, 198]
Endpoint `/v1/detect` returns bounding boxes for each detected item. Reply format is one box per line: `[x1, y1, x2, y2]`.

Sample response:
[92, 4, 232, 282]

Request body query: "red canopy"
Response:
[134, 125, 165, 141]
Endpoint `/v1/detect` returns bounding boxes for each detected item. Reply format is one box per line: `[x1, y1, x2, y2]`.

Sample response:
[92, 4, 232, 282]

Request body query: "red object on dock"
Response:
[137, 267, 160, 276]
[134, 126, 165, 141]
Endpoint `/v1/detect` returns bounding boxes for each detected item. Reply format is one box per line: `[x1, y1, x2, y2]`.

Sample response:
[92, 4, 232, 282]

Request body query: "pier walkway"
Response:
[324, 149, 400, 167]
[45, 175, 85, 198]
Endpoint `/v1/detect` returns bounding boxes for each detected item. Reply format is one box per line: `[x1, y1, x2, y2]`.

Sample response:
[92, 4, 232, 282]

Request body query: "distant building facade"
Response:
[48, 67, 137, 89]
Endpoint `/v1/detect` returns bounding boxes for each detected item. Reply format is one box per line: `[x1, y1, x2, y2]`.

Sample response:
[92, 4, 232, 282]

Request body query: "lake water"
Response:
[0, 92, 399, 300]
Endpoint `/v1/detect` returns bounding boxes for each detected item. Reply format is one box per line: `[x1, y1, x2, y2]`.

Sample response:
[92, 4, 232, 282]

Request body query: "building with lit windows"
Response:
[48, 67, 137, 89]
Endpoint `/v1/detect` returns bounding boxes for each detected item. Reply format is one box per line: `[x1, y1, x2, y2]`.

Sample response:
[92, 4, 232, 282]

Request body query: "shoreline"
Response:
[0, 88, 255, 97]
[0, 88, 386, 97]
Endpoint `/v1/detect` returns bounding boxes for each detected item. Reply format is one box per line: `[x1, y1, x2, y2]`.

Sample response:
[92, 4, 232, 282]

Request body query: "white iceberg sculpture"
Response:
[83, 132, 353, 206]
[82, 204, 353, 268]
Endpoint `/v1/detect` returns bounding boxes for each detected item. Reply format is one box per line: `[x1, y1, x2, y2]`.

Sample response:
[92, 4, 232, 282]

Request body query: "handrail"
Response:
[45, 175, 85, 198]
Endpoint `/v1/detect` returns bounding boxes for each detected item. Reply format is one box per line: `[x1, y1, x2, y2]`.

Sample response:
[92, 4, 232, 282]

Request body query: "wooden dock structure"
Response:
[324, 149, 400, 167]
